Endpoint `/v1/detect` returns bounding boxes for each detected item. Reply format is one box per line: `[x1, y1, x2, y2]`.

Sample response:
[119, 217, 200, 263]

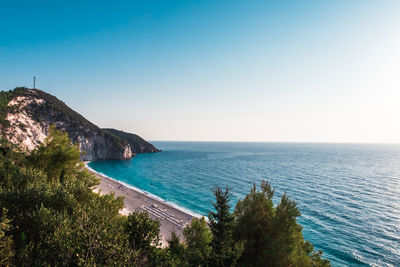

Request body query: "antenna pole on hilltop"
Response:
[33, 76, 36, 89]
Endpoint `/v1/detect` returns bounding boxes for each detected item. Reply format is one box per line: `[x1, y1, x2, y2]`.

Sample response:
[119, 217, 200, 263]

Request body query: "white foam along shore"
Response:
[85, 163, 202, 219]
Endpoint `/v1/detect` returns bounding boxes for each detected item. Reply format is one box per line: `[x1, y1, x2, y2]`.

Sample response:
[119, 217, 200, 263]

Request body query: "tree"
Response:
[28, 125, 86, 184]
[0, 209, 14, 266]
[183, 217, 212, 266]
[208, 187, 243, 267]
[0, 127, 134, 265]
[234, 181, 275, 266]
[234, 180, 330, 267]
[167, 231, 186, 266]
[125, 211, 162, 265]
[0, 138, 25, 188]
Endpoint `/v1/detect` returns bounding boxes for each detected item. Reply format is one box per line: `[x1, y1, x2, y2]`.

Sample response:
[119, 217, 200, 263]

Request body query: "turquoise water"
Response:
[88, 142, 400, 266]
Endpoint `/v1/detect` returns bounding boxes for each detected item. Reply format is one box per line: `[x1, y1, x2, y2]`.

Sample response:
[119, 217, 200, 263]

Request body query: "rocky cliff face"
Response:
[0, 88, 159, 161]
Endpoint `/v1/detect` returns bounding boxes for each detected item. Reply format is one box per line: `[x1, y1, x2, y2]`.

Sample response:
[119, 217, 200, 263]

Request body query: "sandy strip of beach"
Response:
[87, 167, 195, 245]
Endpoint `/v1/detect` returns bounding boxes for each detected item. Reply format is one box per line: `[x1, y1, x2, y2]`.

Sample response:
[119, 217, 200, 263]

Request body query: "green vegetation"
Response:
[234, 181, 330, 266]
[26, 89, 126, 152]
[0, 87, 160, 157]
[26, 88, 160, 152]
[0, 87, 99, 132]
[0, 209, 14, 265]
[208, 188, 243, 266]
[103, 128, 160, 154]
[183, 217, 212, 266]
[30, 89, 99, 132]
[0, 87, 26, 129]
[0, 125, 329, 266]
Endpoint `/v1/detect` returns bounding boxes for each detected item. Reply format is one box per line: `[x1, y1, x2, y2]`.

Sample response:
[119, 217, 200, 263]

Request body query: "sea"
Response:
[88, 142, 400, 266]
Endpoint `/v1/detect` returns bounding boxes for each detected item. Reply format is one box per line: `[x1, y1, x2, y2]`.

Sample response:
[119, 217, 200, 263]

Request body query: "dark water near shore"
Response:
[89, 142, 400, 266]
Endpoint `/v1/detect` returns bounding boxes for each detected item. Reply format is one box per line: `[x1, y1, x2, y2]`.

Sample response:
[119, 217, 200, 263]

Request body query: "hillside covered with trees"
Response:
[0, 87, 159, 161]
[0, 126, 329, 266]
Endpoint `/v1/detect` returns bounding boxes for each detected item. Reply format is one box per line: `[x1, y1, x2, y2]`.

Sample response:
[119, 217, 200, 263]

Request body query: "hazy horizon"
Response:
[150, 139, 400, 144]
[1, 1, 400, 143]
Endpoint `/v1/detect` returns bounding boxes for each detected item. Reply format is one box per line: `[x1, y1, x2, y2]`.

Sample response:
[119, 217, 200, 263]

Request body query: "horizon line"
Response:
[148, 140, 400, 145]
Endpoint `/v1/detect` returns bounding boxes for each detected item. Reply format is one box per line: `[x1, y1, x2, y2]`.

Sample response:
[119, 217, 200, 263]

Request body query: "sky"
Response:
[1, 0, 400, 143]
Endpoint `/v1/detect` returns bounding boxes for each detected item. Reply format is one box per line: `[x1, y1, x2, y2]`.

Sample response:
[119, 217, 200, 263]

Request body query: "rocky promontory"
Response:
[0, 87, 160, 161]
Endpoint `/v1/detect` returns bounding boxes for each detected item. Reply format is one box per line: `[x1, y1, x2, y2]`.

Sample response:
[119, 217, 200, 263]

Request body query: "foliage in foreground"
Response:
[0, 126, 329, 266]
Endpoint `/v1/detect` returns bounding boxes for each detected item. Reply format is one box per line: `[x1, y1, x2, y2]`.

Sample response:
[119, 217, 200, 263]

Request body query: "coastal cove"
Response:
[87, 165, 196, 246]
[88, 141, 400, 267]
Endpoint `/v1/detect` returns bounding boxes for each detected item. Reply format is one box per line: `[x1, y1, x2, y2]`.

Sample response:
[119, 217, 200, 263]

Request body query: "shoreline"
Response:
[85, 164, 196, 245]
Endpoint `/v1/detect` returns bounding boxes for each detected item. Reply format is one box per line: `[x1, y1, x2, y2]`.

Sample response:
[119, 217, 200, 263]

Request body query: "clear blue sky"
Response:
[1, 0, 400, 142]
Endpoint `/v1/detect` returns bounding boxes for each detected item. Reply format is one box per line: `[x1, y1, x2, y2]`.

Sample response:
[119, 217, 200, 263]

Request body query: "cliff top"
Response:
[0, 87, 160, 159]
